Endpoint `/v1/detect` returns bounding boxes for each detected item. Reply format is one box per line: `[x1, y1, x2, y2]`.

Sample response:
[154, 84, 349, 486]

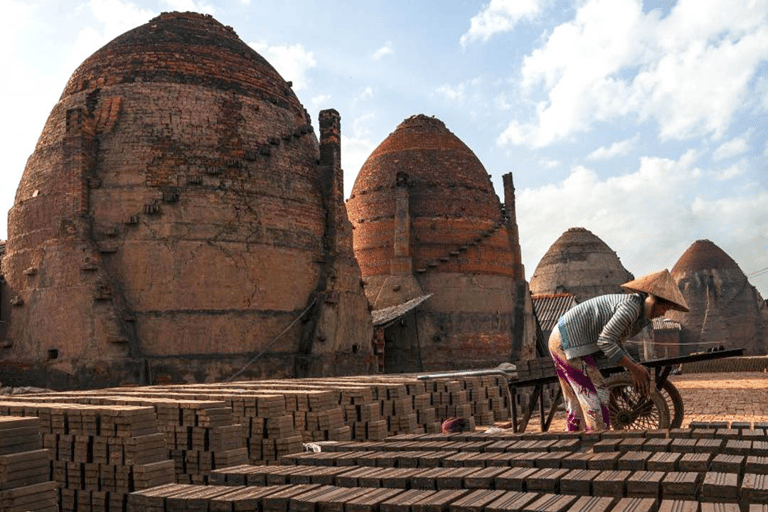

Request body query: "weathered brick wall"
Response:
[0, 12, 372, 388]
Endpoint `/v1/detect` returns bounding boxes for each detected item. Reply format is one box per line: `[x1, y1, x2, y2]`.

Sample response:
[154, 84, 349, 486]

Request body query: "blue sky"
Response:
[3, 0, 768, 297]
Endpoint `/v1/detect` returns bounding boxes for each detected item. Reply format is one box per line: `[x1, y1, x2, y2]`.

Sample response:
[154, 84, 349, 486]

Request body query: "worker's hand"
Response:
[628, 363, 650, 397]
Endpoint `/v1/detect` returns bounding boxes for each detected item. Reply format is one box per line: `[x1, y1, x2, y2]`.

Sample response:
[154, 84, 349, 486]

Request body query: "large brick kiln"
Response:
[667, 239, 768, 356]
[346, 115, 536, 373]
[0, 12, 373, 388]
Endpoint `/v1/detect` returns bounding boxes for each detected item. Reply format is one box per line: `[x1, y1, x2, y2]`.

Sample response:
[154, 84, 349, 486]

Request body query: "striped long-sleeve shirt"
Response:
[556, 293, 649, 366]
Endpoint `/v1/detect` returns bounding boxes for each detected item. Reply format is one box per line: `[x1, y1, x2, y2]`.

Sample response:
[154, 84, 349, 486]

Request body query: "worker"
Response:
[548, 269, 689, 432]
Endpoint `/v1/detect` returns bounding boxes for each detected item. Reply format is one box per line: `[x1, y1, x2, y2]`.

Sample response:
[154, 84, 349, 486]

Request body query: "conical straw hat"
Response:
[621, 269, 689, 312]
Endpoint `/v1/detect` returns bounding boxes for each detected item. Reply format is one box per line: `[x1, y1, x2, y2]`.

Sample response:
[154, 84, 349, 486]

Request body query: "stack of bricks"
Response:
[227, 380, 417, 441]
[0, 370, 514, 479]
[426, 380, 472, 430]
[3, 372, 515, 465]
[0, 416, 57, 512]
[240, 393, 306, 464]
[458, 375, 511, 426]
[154, 399, 248, 483]
[0, 393, 258, 481]
[328, 374, 511, 434]
[337, 384, 390, 441]
[111, 387, 337, 462]
[517, 357, 557, 381]
[353, 380, 427, 437]
[0, 401, 174, 512]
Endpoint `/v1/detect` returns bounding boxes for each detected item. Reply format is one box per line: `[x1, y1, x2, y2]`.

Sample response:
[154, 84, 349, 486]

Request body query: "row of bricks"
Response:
[382, 427, 768, 443]
[0, 481, 57, 512]
[51, 459, 175, 494]
[127, 482, 768, 512]
[277, 448, 768, 474]
[591, 438, 768, 455]
[0, 402, 160, 437]
[293, 436, 758, 457]
[320, 439, 583, 454]
[369, 437, 768, 455]
[364, 434, 768, 458]
[206, 463, 768, 501]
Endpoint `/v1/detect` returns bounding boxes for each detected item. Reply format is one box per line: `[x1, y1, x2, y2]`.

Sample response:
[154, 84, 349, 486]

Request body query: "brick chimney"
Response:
[391, 172, 412, 275]
[503, 173, 525, 279]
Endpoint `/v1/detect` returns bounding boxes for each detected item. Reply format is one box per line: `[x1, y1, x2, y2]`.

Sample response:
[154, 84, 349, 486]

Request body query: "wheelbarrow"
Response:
[508, 347, 744, 432]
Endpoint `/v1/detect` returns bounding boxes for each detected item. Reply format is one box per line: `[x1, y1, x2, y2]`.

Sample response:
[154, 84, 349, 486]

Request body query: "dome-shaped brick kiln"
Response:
[668, 239, 768, 355]
[530, 227, 635, 303]
[347, 115, 536, 372]
[0, 12, 372, 388]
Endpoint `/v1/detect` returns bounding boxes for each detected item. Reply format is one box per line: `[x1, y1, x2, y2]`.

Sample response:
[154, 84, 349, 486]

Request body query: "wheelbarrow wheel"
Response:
[659, 379, 684, 429]
[606, 373, 670, 430]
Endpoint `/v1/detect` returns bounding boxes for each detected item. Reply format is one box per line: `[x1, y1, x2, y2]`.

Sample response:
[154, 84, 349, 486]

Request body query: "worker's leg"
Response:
[549, 328, 609, 432]
[575, 355, 610, 430]
[549, 329, 585, 432]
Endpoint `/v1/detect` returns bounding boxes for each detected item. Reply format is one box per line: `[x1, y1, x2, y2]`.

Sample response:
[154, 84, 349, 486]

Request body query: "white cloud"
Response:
[342, 135, 376, 194]
[436, 84, 464, 102]
[519, 149, 712, 280]
[162, 0, 215, 13]
[0, 0, 31, 53]
[758, 74, 768, 110]
[372, 41, 394, 60]
[494, 93, 513, 111]
[359, 87, 374, 101]
[519, 146, 768, 290]
[91, 0, 157, 32]
[586, 134, 640, 161]
[435, 77, 482, 103]
[249, 42, 317, 90]
[538, 157, 560, 169]
[460, 0, 547, 46]
[501, 0, 768, 148]
[65, 1, 156, 73]
[341, 112, 378, 197]
[690, 193, 768, 254]
[497, 120, 528, 146]
[713, 134, 750, 161]
[310, 94, 332, 110]
[712, 163, 744, 181]
[350, 87, 374, 107]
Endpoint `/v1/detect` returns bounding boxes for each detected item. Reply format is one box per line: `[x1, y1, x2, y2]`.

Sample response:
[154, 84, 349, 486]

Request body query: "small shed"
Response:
[531, 293, 577, 356]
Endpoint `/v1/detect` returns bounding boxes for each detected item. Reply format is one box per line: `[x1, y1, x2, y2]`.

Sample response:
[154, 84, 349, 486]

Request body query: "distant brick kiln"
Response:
[530, 227, 635, 304]
[667, 239, 768, 356]
[530, 230, 768, 358]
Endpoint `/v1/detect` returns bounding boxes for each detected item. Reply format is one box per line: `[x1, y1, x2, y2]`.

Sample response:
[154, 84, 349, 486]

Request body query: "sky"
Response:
[3, 0, 768, 298]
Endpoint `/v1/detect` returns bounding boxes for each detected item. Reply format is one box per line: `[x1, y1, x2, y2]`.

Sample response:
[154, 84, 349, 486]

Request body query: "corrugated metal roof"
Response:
[531, 293, 577, 331]
[371, 294, 433, 326]
[653, 317, 682, 330]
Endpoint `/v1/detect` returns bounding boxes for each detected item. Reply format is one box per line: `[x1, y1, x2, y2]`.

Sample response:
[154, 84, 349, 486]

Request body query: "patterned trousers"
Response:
[548, 327, 611, 432]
